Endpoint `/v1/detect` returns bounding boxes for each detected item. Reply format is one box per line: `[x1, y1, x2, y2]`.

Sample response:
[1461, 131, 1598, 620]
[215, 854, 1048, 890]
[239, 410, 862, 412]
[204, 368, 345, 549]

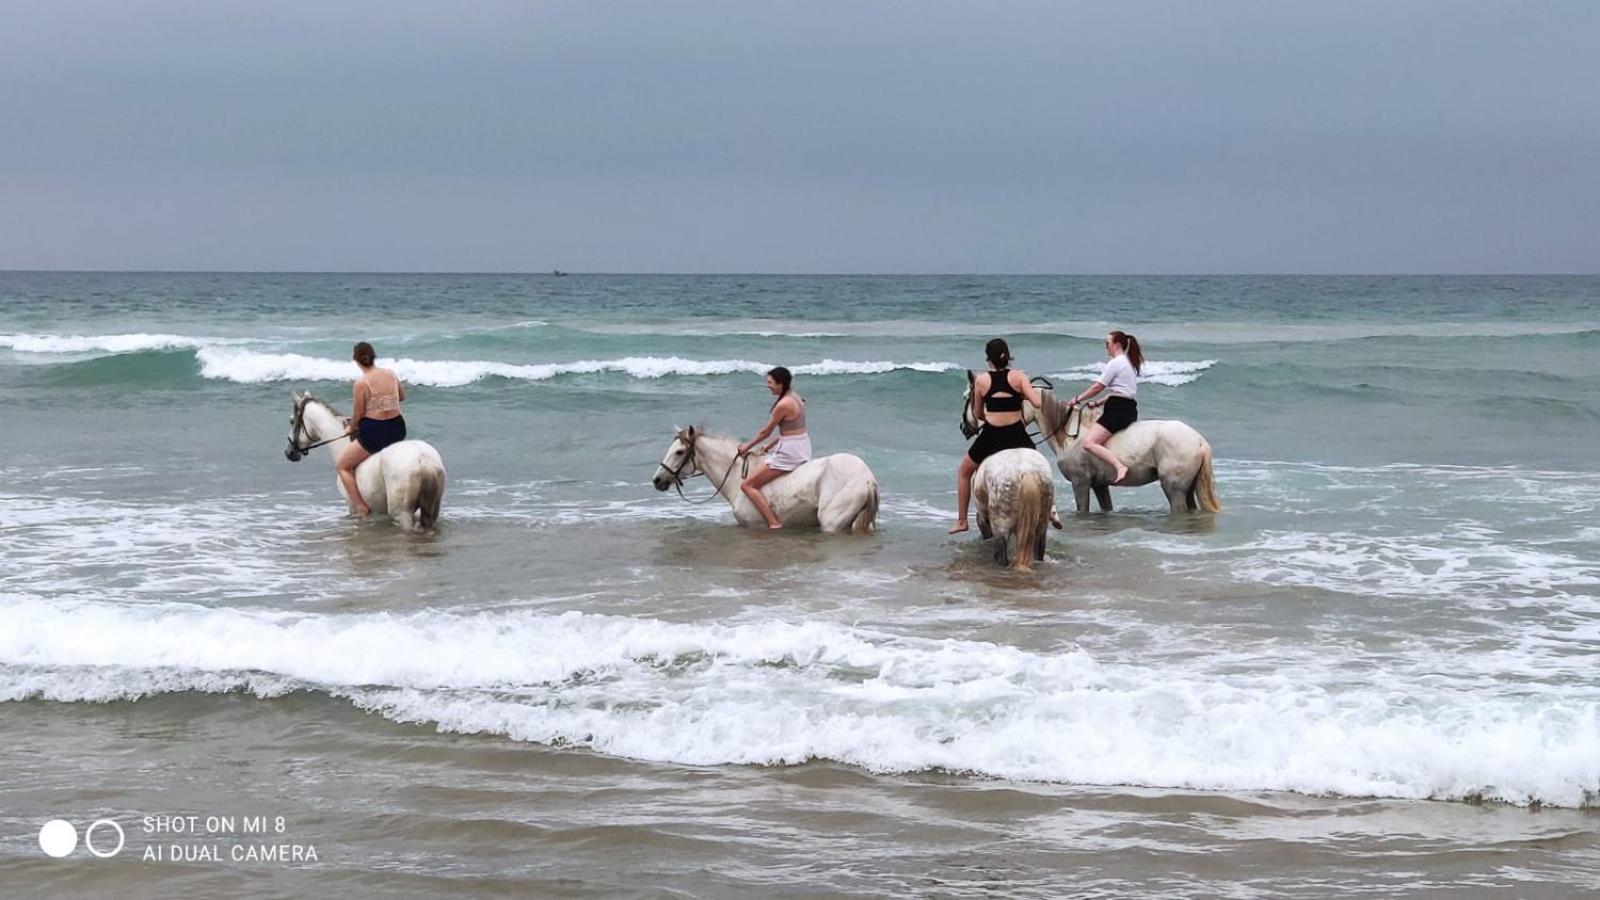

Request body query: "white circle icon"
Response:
[39, 820, 78, 858]
[84, 819, 126, 858]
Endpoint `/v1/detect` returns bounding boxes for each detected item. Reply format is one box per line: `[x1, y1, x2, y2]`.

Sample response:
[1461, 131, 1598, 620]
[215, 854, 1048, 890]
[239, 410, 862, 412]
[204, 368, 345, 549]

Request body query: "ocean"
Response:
[2, 272, 1598, 896]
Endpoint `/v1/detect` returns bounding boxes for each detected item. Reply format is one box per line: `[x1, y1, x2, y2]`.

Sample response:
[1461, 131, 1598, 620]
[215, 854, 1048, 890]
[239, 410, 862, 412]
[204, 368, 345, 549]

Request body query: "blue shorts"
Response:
[357, 416, 406, 454]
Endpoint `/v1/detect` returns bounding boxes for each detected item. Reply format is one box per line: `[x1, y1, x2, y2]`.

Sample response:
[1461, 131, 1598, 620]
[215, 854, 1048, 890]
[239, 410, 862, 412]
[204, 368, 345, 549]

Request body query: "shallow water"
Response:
[2, 273, 1598, 895]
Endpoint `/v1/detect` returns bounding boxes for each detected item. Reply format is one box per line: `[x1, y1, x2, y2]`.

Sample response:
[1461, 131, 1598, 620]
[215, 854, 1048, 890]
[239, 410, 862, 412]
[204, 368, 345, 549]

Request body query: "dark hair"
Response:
[984, 338, 1011, 369]
[353, 341, 376, 367]
[1109, 331, 1143, 373]
[767, 366, 793, 408]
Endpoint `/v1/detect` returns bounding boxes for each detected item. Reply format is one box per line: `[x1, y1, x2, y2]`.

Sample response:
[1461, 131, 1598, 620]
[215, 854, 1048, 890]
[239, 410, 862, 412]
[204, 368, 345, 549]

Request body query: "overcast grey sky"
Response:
[1, 1, 1595, 273]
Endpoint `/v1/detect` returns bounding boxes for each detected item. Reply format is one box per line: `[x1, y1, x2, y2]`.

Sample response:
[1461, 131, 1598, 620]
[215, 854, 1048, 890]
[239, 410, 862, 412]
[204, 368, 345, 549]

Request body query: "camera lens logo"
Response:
[39, 819, 125, 858]
[38, 820, 76, 858]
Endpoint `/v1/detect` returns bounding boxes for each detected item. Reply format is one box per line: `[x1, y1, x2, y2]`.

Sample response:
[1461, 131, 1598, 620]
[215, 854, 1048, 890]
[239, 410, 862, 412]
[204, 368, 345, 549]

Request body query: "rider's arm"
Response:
[1014, 370, 1045, 409]
[739, 404, 786, 454]
[1072, 381, 1105, 406]
[971, 373, 988, 424]
[397, 379, 407, 403]
[349, 381, 369, 434]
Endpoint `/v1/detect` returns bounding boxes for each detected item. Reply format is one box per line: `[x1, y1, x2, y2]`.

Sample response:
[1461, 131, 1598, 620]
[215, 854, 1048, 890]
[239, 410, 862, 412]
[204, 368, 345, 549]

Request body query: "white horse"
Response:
[971, 448, 1056, 570]
[651, 426, 879, 533]
[1028, 387, 1221, 514]
[285, 392, 447, 531]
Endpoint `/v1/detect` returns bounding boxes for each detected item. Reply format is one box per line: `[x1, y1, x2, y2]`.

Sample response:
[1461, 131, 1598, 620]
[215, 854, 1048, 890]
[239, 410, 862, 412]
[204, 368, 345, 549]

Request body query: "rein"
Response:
[664, 433, 750, 504]
[1031, 379, 1083, 448]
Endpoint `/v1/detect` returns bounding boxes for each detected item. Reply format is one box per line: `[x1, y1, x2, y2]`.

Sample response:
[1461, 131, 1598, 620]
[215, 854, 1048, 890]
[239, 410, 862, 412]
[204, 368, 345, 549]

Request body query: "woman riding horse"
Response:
[338, 341, 407, 519]
[951, 338, 1047, 534]
[737, 366, 808, 530]
[1067, 330, 1143, 486]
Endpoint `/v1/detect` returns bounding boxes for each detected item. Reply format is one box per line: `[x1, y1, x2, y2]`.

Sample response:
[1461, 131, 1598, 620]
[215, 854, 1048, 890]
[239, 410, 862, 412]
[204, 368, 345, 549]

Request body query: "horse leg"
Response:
[387, 478, 416, 532]
[1093, 484, 1114, 512]
[1073, 482, 1092, 514]
[849, 482, 879, 534]
[1160, 476, 1188, 514]
[818, 490, 854, 534]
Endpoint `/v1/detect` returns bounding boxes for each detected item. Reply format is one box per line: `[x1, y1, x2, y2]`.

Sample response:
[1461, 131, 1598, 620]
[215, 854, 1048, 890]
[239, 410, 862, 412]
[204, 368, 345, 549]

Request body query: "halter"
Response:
[284, 396, 349, 462]
[661, 431, 750, 504]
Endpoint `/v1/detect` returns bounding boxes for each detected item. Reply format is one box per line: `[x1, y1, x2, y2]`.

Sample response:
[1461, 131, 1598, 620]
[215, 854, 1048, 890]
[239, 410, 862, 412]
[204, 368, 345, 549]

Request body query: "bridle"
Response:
[284, 397, 348, 462]
[661, 431, 750, 503]
[1030, 378, 1085, 447]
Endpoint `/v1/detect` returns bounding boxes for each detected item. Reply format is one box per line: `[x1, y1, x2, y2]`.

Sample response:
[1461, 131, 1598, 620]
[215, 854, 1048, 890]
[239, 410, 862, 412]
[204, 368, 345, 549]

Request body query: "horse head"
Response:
[652, 426, 702, 490]
[285, 392, 346, 462]
[960, 372, 981, 437]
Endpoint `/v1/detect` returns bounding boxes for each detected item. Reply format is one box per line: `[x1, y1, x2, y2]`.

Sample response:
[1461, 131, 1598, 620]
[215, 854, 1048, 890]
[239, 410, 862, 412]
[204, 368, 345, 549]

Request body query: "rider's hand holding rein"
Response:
[739, 391, 796, 456]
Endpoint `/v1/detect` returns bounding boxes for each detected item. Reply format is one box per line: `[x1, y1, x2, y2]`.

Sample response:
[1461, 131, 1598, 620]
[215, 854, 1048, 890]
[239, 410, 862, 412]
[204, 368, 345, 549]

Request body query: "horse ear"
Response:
[686, 425, 696, 438]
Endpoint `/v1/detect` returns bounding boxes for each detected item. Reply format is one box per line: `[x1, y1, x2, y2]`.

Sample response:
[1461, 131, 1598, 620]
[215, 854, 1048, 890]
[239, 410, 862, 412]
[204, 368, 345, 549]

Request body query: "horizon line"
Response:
[2, 269, 1597, 278]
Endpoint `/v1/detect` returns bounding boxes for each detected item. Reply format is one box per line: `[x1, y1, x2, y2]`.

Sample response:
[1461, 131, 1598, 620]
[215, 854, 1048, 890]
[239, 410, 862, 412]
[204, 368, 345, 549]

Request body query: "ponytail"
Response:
[984, 338, 1012, 369]
[767, 366, 793, 409]
[352, 341, 376, 368]
[1110, 330, 1143, 374]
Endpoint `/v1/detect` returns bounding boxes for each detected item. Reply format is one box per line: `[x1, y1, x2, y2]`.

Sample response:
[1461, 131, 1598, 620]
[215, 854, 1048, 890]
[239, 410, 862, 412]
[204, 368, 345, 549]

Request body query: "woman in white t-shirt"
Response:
[1067, 330, 1144, 485]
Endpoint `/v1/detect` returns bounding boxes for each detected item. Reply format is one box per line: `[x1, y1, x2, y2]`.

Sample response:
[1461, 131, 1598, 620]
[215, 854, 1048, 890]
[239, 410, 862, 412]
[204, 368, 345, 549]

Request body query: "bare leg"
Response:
[337, 441, 373, 517]
[1082, 424, 1128, 485]
[740, 463, 786, 529]
[949, 455, 978, 533]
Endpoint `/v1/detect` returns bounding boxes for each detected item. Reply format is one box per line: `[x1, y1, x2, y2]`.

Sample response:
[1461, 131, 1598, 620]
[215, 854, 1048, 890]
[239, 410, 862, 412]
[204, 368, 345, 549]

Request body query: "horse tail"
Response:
[416, 464, 445, 529]
[1191, 442, 1222, 513]
[1007, 470, 1049, 570]
[851, 480, 879, 534]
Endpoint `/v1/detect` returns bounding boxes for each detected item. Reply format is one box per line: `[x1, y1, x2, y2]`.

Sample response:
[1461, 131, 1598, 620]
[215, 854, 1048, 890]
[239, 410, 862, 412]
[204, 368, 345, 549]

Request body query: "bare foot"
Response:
[766, 521, 784, 530]
[1049, 509, 1063, 529]
[1111, 466, 1129, 486]
[947, 521, 970, 534]
[352, 505, 372, 520]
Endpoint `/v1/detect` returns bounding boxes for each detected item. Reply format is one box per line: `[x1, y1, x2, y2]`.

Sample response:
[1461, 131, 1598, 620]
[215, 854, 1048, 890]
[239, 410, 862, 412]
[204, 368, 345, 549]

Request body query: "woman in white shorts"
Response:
[737, 366, 810, 529]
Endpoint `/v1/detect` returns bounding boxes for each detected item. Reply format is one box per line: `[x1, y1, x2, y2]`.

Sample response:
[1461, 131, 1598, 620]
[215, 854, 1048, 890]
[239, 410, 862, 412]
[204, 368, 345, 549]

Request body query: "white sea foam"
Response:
[195, 348, 958, 386]
[0, 332, 255, 354]
[3, 599, 1596, 808]
[1137, 529, 1600, 608]
[575, 319, 1600, 343]
[1049, 359, 1216, 387]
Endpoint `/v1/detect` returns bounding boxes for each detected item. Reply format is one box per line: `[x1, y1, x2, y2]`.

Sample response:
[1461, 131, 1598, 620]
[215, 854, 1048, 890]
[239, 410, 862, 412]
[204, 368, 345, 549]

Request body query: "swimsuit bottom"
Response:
[357, 415, 407, 454]
[967, 421, 1034, 465]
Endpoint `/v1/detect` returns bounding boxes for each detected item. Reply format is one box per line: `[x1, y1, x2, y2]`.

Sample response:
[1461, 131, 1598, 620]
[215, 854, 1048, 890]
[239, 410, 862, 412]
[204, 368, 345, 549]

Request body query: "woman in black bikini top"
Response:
[949, 338, 1046, 534]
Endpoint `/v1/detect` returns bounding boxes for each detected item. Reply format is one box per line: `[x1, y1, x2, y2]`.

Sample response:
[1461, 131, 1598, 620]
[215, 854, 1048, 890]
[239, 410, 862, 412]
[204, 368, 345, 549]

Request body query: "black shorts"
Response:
[357, 415, 406, 454]
[967, 421, 1034, 466]
[1099, 397, 1137, 434]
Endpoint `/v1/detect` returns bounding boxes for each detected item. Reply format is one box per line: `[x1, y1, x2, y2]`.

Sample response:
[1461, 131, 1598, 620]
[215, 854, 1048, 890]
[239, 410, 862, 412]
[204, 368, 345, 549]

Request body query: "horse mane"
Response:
[676, 424, 735, 442]
[300, 394, 346, 419]
[1034, 388, 1093, 445]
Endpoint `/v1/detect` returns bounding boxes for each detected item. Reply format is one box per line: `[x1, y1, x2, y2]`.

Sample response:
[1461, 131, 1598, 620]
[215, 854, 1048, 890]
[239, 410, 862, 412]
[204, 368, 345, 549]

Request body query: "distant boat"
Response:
[552, 269, 568, 277]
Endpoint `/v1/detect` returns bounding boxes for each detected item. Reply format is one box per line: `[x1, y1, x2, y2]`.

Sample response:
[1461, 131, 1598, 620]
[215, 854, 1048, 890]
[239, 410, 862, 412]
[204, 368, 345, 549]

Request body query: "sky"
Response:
[1, 1, 1596, 273]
